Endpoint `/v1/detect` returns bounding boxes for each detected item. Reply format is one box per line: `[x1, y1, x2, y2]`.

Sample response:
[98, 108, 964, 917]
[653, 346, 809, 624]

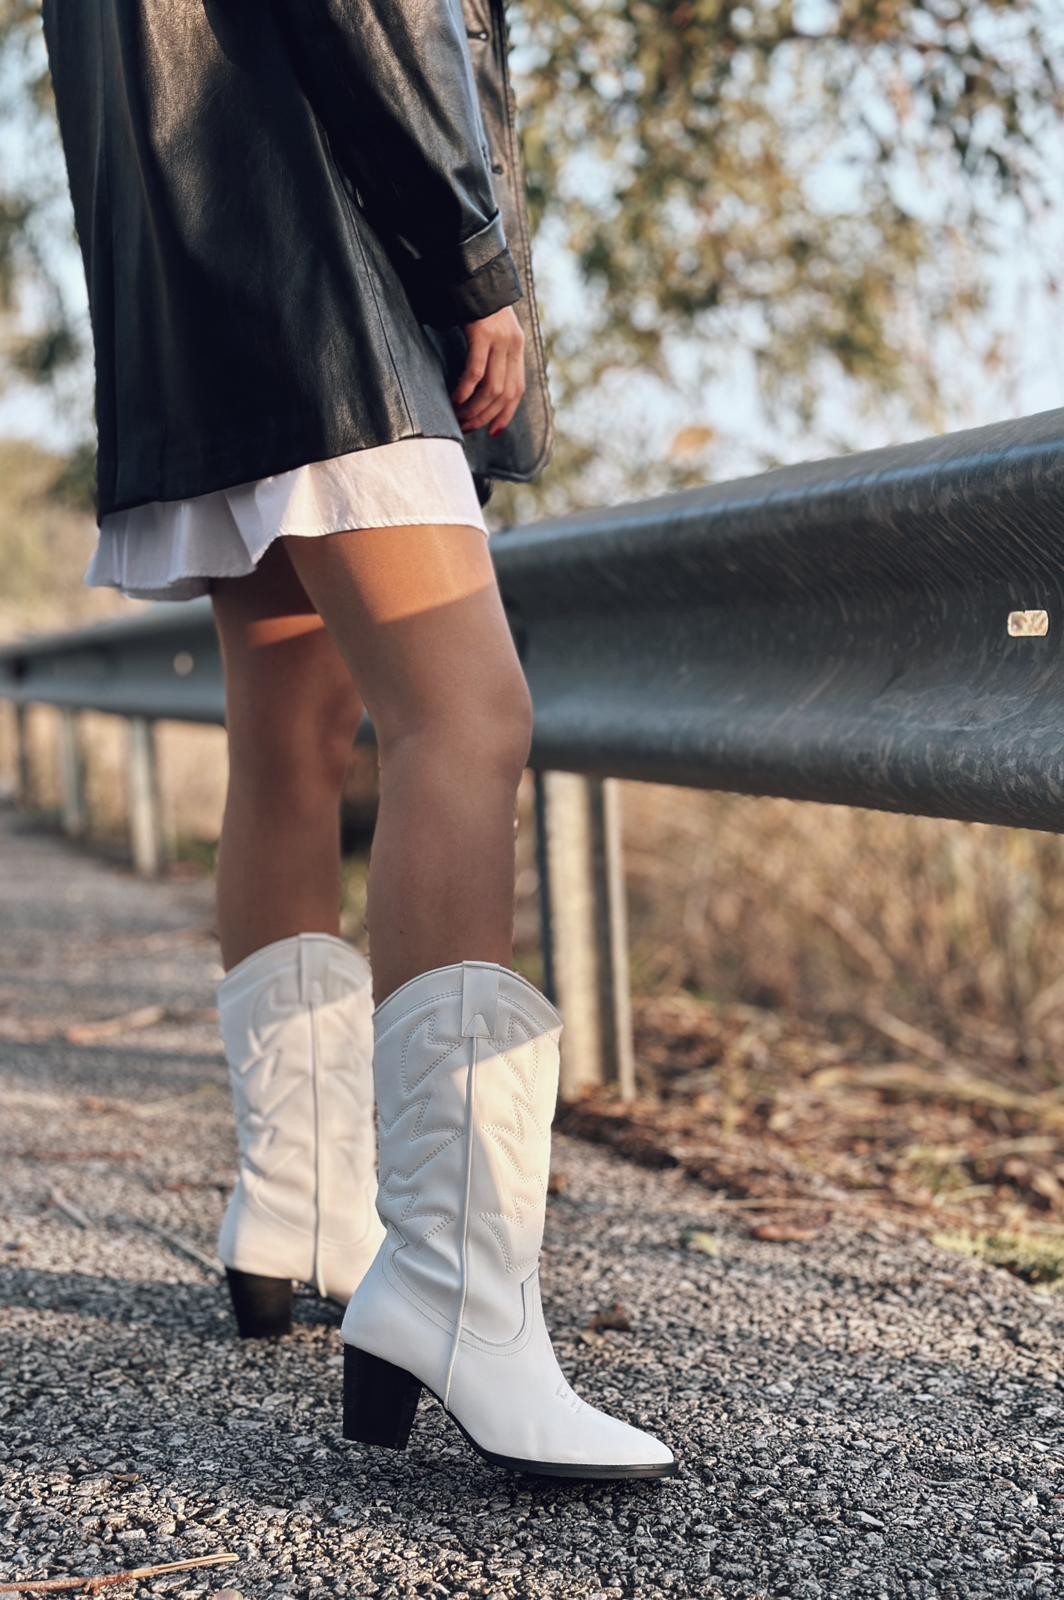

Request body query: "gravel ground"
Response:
[0, 804, 1061, 1600]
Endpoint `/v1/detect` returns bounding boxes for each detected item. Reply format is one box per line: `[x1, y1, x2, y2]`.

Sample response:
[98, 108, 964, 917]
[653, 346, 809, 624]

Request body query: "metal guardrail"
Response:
[501, 405, 1064, 832]
[0, 601, 225, 723]
[4, 406, 1063, 1092]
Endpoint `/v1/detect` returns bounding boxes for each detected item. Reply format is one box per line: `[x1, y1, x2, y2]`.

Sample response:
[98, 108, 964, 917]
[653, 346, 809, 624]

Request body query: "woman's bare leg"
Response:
[280, 523, 532, 1007]
[210, 542, 366, 969]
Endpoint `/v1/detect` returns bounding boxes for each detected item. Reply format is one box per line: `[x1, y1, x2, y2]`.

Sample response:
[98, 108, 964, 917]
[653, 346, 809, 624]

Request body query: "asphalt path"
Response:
[0, 805, 1060, 1599]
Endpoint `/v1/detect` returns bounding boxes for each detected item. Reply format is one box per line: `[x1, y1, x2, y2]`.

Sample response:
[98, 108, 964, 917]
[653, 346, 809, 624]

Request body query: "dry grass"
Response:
[557, 784, 1064, 1284]
[621, 781, 1064, 1078]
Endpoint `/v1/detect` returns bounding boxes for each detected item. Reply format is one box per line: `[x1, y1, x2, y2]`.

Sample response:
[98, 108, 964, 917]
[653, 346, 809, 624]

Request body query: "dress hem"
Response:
[85, 514, 491, 602]
[88, 435, 491, 603]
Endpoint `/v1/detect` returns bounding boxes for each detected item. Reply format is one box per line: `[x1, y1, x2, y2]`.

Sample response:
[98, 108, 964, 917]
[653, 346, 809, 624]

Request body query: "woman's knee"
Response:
[226, 668, 363, 807]
[476, 672, 535, 779]
[378, 666, 534, 784]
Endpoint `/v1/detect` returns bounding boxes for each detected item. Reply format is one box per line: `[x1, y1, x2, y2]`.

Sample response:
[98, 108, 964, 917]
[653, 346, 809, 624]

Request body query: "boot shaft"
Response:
[371, 960, 564, 1344]
[218, 932, 376, 1183]
[217, 932, 381, 1294]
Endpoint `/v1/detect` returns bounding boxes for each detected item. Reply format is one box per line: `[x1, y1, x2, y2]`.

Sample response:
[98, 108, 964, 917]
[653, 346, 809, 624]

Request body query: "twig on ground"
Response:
[47, 1188, 91, 1230]
[65, 1006, 166, 1045]
[17, 1150, 141, 1165]
[703, 1196, 871, 1210]
[809, 1060, 1064, 1127]
[136, 1220, 222, 1277]
[136, 926, 214, 953]
[862, 1008, 952, 1065]
[132, 1085, 223, 1120]
[0, 1552, 237, 1593]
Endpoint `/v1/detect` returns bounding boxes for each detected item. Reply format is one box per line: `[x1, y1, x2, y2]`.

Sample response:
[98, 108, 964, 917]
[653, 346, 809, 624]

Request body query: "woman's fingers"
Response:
[450, 328, 491, 409]
[457, 343, 508, 433]
[458, 341, 526, 435]
[488, 342, 526, 437]
[452, 306, 526, 436]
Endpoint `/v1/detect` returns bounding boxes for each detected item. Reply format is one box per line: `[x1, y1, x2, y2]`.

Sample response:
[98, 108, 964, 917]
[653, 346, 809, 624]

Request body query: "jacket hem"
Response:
[99, 424, 468, 524]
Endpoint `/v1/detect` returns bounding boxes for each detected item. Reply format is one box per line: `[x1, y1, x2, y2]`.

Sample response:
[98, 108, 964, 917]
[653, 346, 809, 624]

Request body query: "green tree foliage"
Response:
[506, 0, 1062, 511]
[0, 0, 95, 505]
[1, 0, 1061, 517]
[0, 1, 68, 382]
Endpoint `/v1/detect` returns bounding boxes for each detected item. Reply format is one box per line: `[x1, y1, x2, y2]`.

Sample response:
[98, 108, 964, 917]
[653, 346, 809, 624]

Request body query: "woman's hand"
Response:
[451, 306, 526, 438]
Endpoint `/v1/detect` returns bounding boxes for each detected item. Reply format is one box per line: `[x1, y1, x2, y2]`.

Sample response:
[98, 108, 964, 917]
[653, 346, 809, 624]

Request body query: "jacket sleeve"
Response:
[278, 0, 524, 327]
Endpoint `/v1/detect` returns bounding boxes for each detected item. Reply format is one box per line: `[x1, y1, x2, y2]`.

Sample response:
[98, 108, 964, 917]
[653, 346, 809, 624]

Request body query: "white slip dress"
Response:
[86, 435, 490, 601]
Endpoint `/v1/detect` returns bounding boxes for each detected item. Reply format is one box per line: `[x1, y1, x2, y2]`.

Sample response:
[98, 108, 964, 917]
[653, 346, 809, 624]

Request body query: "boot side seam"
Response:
[442, 1033, 478, 1409]
[305, 948, 327, 1299]
[380, 1237, 457, 1336]
[218, 1187, 317, 1268]
[377, 1240, 538, 1357]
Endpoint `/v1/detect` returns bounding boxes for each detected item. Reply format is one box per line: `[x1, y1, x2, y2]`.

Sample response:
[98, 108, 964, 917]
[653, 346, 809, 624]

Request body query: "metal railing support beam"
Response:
[596, 776, 636, 1100]
[538, 771, 635, 1100]
[58, 709, 88, 839]
[127, 716, 165, 877]
[14, 704, 33, 810]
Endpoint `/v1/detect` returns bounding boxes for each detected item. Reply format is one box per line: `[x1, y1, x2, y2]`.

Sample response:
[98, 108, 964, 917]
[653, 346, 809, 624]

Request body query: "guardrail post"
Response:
[127, 716, 165, 876]
[536, 770, 636, 1101]
[58, 710, 88, 838]
[596, 776, 636, 1100]
[14, 704, 33, 809]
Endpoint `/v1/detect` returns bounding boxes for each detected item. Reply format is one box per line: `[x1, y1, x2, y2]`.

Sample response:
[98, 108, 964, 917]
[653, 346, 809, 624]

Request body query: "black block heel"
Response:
[225, 1268, 293, 1339]
[342, 1344, 423, 1449]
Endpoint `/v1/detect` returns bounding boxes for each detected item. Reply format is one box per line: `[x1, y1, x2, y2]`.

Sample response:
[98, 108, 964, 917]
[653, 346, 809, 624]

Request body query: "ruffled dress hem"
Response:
[86, 435, 491, 602]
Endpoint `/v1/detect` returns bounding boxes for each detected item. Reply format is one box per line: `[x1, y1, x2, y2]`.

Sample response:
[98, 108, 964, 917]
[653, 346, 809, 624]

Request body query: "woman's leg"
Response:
[280, 522, 533, 1007]
[210, 540, 366, 969]
[208, 542, 385, 1329]
[273, 522, 672, 1475]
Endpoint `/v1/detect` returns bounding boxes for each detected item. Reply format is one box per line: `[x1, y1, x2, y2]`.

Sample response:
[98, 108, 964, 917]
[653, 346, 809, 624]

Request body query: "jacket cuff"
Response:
[452, 210, 512, 276]
[412, 212, 523, 328]
[427, 246, 525, 328]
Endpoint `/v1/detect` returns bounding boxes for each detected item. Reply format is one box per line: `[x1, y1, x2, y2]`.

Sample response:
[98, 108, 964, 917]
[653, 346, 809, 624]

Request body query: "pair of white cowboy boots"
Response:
[216, 932, 675, 1480]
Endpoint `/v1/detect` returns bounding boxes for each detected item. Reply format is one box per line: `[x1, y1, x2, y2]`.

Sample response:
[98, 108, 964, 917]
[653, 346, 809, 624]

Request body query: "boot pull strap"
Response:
[461, 963, 499, 1039]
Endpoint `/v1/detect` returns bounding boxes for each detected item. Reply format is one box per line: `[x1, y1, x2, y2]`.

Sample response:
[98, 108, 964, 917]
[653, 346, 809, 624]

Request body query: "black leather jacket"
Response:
[41, 0, 554, 523]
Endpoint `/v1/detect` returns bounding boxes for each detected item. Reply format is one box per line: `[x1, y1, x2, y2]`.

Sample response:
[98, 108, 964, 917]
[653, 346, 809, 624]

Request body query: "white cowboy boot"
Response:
[216, 932, 385, 1337]
[340, 959, 676, 1479]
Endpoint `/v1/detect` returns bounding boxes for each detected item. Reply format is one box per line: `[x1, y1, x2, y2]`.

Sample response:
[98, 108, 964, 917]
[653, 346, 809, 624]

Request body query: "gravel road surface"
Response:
[0, 804, 1061, 1599]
